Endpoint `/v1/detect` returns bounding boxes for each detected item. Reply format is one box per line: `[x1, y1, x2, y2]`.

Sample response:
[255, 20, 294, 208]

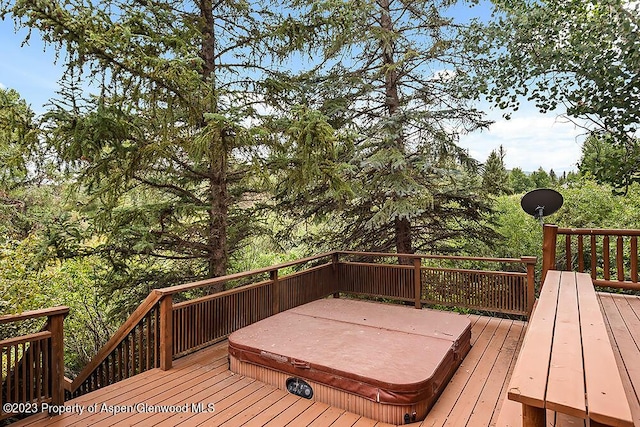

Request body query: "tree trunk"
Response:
[208, 154, 228, 281]
[395, 217, 413, 263]
[201, 0, 215, 79]
[202, 0, 228, 287]
[380, 0, 413, 262]
[379, 0, 400, 118]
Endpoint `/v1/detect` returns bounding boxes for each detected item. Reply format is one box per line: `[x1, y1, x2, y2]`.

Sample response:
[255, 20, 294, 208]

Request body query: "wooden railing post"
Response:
[0, 307, 69, 419]
[48, 311, 66, 407]
[522, 256, 537, 317]
[271, 269, 280, 315]
[414, 257, 422, 309]
[542, 224, 558, 285]
[332, 252, 340, 298]
[159, 294, 173, 371]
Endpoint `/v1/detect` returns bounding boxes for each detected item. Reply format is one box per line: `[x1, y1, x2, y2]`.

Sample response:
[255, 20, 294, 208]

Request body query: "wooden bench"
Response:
[504, 270, 633, 427]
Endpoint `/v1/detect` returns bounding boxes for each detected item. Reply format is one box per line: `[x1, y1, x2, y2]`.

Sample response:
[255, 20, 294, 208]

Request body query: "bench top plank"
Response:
[508, 270, 562, 408]
[577, 273, 634, 427]
[545, 271, 586, 418]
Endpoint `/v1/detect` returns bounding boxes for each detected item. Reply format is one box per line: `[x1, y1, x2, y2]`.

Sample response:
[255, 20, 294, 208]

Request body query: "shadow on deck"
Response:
[12, 292, 640, 427]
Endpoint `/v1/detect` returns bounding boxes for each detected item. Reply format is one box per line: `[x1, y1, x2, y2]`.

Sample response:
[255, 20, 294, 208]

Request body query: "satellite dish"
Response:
[521, 188, 564, 224]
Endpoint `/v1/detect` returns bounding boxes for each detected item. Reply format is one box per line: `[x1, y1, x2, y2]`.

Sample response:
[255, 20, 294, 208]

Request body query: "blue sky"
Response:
[0, 3, 584, 173]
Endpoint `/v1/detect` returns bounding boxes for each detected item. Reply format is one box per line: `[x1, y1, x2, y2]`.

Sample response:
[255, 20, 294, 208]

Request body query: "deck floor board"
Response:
[598, 292, 640, 427]
[419, 316, 526, 427]
[306, 406, 347, 427]
[464, 319, 525, 427]
[19, 301, 640, 427]
[441, 318, 512, 426]
[283, 401, 332, 426]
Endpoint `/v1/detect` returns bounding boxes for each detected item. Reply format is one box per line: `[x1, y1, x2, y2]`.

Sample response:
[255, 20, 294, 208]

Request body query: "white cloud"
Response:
[459, 108, 587, 173]
[430, 69, 457, 81]
[0, 82, 5, 90]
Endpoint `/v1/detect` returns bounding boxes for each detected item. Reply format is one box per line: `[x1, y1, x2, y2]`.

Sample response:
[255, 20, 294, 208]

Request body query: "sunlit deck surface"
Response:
[13, 293, 640, 427]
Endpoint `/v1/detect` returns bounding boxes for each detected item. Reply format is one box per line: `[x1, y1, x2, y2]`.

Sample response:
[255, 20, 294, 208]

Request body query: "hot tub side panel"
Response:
[229, 354, 464, 424]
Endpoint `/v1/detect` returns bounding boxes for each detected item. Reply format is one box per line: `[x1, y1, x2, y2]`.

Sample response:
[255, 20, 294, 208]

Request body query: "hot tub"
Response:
[228, 298, 471, 424]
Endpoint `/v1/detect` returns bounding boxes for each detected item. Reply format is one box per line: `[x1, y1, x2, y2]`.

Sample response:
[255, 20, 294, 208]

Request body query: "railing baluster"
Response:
[138, 323, 144, 375]
[632, 236, 638, 283]
[145, 312, 151, 371]
[28, 340, 34, 403]
[566, 234, 572, 271]
[124, 336, 131, 377]
[117, 343, 123, 382]
[414, 258, 421, 309]
[577, 235, 584, 272]
[591, 235, 597, 279]
[21, 342, 26, 404]
[617, 236, 625, 282]
[34, 340, 41, 403]
[107, 353, 113, 385]
[604, 235, 611, 281]
[43, 340, 49, 398]
[10, 345, 15, 404]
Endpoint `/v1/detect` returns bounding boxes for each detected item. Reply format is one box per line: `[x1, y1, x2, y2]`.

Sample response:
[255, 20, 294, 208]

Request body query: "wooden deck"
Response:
[11, 294, 640, 427]
[599, 292, 640, 427]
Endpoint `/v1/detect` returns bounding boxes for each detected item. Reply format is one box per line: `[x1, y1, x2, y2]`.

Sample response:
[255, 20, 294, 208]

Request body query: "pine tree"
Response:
[3, 0, 278, 309]
[509, 167, 533, 194]
[482, 146, 512, 196]
[531, 167, 552, 189]
[268, 0, 497, 256]
[0, 88, 39, 190]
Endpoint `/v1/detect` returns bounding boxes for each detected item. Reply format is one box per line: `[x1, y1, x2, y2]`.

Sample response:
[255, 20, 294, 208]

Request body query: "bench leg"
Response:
[522, 404, 545, 427]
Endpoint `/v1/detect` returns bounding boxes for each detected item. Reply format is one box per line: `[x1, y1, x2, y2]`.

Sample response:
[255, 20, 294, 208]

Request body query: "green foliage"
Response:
[553, 178, 640, 229]
[508, 167, 533, 194]
[0, 88, 34, 187]
[0, 87, 57, 192]
[464, 0, 640, 147]
[0, 247, 115, 376]
[268, 0, 496, 255]
[1, 0, 283, 308]
[482, 146, 512, 196]
[0, 182, 115, 376]
[495, 177, 640, 247]
[269, 106, 354, 209]
[476, 177, 640, 284]
[530, 167, 551, 189]
[578, 132, 640, 194]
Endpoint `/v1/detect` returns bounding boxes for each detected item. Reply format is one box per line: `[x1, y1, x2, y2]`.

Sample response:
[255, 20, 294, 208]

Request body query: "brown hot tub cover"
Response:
[228, 298, 471, 407]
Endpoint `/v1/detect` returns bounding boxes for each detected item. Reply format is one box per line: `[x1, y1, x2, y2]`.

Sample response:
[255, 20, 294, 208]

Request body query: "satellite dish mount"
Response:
[521, 189, 564, 225]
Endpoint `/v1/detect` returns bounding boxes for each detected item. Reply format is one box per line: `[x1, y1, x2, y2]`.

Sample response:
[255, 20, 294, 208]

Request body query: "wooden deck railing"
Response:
[542, 224, 640, 290]
[335, 251, 536, 316]
[65, 292, 163, 399]
[0, 307, 69, 422]
[9, 250, 537, 418]
[66, 252, 337, 398]
[170, 262, 336, 358]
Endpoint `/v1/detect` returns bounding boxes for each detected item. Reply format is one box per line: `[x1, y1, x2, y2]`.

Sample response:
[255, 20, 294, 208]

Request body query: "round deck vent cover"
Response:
[286, 377, 313, 399]
[521, 188, 563, 224]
